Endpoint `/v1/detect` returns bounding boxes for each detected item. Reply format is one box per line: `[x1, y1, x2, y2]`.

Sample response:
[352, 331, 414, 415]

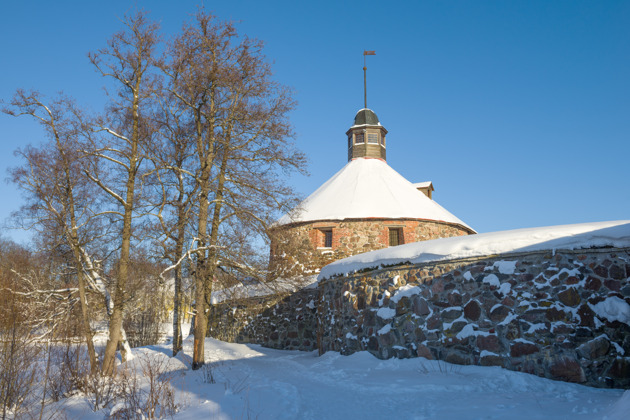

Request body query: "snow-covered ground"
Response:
[51, 336, 628, 420]
[28, 221, 630, 419]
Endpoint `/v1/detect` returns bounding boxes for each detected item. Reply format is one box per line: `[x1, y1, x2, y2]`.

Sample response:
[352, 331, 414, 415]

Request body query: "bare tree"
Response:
[150, 92, 198, 357]
[160, 12, 233, 369]
[0, 239, 82, 419]
[121, 251, 170, 348]
[162, 10, 306, 368]
[3, 91, 100, 374]
[84, 11, 160, 375]
[0, 240, 40, 419]
[2, 8, 307, 377]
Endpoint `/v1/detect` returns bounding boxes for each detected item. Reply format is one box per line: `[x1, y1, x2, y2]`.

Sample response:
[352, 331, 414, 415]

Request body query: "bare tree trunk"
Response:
[101, 104, 140, 375]
[72, 249, 97, 373]
[191, 87, 216, 369]
[88, 12, 158, 375]
[172, 226, 185, 356]
[192, 173, 211, 369]
[193, 141, 230, 368]
[192, 274, 208, 369]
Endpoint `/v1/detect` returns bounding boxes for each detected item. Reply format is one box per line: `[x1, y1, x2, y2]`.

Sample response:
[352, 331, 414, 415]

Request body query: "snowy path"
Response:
[158, 337, 626, 420]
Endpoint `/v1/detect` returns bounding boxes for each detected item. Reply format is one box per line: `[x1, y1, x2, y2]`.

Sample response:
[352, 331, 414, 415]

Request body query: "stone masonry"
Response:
[269, 218, 472, 278]
[318, 247, 630, 388]
[207, 288, 319, 351]
[209, 245, 629, 388]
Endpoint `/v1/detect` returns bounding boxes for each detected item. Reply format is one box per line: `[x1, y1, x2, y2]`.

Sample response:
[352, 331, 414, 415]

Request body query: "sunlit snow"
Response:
[55, 337, 629, 420]
[319, 220, 630, 279]
[276, 158, 472, 229]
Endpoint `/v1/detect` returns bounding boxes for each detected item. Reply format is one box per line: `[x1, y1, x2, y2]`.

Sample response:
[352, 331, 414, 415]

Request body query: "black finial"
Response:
[363, 50, 375, 108]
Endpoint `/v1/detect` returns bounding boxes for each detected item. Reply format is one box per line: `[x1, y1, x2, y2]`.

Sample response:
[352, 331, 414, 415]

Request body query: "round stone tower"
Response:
[269, 109, 475, 279]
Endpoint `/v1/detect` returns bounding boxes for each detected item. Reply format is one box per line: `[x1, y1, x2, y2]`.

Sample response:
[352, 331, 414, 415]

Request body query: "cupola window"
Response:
[348, 135, 352, 149]
[355, 133, 365, 144]
[368, 133, 379, 144]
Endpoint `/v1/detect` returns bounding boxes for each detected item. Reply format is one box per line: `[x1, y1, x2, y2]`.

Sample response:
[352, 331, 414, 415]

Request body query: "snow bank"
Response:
[604, 390, 630, 420]
[49, 336, 629, 419]
[319, 220, 630, 280]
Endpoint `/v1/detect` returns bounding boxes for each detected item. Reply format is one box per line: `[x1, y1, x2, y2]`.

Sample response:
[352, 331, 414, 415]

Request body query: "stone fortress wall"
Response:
[207, 288, 319, 352]
[209, 246, 630, 388]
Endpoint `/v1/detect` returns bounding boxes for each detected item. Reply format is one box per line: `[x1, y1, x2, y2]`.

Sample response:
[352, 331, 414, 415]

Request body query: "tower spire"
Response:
[346, 109, 387, 162]
[363, 50, 375, 108]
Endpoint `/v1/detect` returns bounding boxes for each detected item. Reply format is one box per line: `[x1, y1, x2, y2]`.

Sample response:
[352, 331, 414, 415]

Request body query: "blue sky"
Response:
[1, 0, 628, 244]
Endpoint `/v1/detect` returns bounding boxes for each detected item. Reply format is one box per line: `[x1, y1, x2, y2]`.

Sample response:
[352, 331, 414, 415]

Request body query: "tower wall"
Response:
[349, 142, 386, 160]
[269, 218, 473, 278]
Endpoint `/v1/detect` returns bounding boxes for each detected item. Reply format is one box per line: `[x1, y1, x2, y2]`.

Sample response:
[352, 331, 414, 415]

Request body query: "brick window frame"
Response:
[388, 227, 404, 247]
[318, 228, 333, 248]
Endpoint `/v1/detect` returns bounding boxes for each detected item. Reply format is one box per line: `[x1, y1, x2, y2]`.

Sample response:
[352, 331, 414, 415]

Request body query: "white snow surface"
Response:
[413, 181, 433, 190]
[276, 158, 472, 229]
[390, 284, 422, 303]
[54, 336, 627, 420]
[483, 274, 501, 287]
[493, 260, 518, 274]
[376, 307, 396, 319]
[319, 220, 630, 280]
[211, 275, 318, 304]
[590, 296, 630, 326]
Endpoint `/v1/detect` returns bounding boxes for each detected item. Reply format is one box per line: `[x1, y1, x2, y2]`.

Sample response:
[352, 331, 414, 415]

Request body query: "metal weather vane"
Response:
[363, 50, 376, 109]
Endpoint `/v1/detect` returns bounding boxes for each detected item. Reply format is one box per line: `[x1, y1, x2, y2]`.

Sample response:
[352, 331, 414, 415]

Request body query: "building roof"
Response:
[352, 108, 380, 126]
[413, 181, 434, 191]
[277, 158, 474, 230]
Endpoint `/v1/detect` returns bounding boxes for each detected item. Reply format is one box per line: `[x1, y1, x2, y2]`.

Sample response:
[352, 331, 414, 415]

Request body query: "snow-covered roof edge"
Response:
[349, 123, 383, 129]
[275, 158, 473, 229]
[413, 181, 433, 189]
[318, 220, 630, 280]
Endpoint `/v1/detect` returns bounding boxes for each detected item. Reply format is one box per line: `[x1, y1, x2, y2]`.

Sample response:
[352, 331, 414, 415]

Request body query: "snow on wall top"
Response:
[318, 220, 630, 280]
[276, 158, 472, 229]
[211, 275, 318, 304]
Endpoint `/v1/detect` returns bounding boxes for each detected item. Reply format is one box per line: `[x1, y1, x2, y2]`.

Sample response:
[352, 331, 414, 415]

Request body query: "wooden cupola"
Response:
[346, 108, 388, 161]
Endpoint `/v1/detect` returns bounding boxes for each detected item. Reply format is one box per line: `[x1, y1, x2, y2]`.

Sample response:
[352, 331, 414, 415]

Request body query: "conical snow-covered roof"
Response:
[277, 158, 473, 231]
